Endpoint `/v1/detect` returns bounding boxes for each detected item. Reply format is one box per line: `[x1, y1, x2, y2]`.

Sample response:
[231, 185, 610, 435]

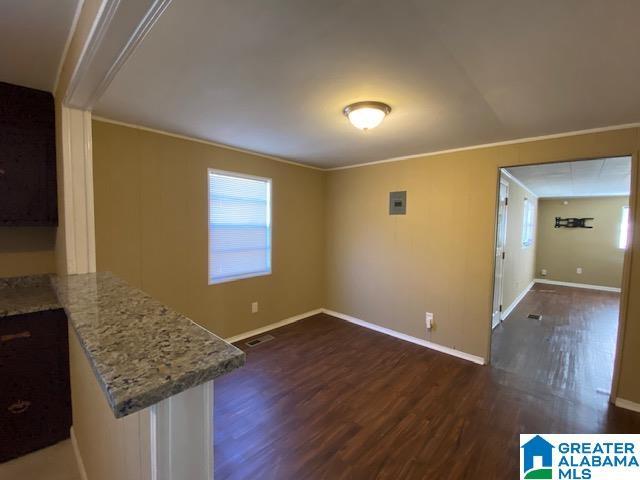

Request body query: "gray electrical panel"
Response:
[389, 191, 407, 215]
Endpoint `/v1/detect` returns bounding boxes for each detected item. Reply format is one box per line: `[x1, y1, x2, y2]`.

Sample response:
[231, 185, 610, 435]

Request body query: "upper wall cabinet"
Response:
[0, 82, 57, 226]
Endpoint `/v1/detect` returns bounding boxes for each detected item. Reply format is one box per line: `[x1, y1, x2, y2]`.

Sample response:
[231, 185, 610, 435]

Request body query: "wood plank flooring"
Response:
[214, 291, 640, 480]
[492, 283, 620, 407]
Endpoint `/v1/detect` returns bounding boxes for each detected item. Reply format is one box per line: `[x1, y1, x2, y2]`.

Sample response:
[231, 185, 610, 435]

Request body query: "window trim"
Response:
[207, 168, 272, 285]
[619, 205, 630, 250]
[521, 197, 535, 249]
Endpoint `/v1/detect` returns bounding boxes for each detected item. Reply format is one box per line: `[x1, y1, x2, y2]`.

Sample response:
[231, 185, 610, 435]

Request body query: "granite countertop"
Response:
[51, 272, 245, 418]
[0, 275, 61, 317]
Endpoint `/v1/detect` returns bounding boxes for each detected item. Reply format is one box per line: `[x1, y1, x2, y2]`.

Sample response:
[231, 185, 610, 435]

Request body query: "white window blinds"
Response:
[208, 170, 272, 284]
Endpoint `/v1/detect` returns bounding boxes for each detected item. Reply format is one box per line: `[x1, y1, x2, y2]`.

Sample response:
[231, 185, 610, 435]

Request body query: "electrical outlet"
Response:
[251, 302, 259, 313]
[541, 269, 547, 276]
[576, 267, 582, 274]
[425, 312, 434, 330]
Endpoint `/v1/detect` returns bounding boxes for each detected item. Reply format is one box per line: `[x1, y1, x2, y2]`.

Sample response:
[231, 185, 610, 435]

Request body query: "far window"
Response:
[521, 197, 535, 248]
[619, 206, 630, 249]
[208, 170, 272, 284]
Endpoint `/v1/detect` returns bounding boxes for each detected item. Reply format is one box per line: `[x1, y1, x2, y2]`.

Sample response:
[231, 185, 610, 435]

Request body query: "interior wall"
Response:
[536, 196, 629, 288]
[92, 120, 325, 339]
[325, 127, 640, 404]
[500, 175, 537, 311]
[0, 227, 56, 277]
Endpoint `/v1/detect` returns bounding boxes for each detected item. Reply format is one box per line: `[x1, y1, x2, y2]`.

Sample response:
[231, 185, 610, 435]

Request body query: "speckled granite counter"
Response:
[0, 274, 61, 317]
[51, 272, 245, 418]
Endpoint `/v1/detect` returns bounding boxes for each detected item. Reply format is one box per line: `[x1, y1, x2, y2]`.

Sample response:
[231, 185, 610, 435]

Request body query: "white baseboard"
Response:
[70, 426, 89, 480]
[224, 308, 323, 343]
[225, 307, 485, 365]
[501, 280, 535, 321]
[615, 398, 640, 413]
[534, 278, 621, 292]
[321, 309, 485, 365]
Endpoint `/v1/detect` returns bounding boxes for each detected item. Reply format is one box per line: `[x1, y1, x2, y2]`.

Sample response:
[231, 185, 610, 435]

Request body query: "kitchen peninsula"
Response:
[1, 272, 244, 479]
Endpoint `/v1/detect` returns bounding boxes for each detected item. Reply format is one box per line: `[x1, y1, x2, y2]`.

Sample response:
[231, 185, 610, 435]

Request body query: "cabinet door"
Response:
[0, 309, 71, 462]
[0, 81, 57, 226]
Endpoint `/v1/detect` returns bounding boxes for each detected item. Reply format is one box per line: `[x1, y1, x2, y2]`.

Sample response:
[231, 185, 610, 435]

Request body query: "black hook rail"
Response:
[554, 217, 594, 228]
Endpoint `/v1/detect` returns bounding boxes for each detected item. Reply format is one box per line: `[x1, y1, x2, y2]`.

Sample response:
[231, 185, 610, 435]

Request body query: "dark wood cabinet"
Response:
[0, 81, 57, 226]
[0, 309, 71, 463]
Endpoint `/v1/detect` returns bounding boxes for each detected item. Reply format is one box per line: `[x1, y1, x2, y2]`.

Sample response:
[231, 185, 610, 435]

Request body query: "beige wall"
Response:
[92, 120, 325, 339]
[536, 196, 628, 288]
[326, 148, 507, 356]
[500, 175, 537, 310]
[0, 228, 56, 277]
[325, 127, 640, 403]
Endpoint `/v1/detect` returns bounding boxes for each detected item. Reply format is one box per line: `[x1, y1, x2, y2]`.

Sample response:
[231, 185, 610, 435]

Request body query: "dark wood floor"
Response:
[215, 299, 640, 479]
[492, 283, 620, 408]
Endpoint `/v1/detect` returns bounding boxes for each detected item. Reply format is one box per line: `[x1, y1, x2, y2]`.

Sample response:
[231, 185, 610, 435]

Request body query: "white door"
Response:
[492, 179, 509, 329]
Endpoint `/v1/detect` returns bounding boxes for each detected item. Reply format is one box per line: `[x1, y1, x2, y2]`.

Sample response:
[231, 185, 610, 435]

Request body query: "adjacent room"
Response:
[1, 1, 640, 480]
[491, 157, 631, 413]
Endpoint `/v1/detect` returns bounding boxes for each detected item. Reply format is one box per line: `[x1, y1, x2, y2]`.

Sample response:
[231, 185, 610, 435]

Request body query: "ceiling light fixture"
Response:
[343, 101, 391, 131]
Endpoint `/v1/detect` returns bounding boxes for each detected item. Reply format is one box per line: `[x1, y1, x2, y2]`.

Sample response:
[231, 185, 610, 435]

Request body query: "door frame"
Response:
[486, 154, 637, 407]
[491, 178, 509, 329]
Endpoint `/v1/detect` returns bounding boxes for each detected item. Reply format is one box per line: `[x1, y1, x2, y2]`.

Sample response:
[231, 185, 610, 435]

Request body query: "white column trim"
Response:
[60, 106, 96, 274]
[150, 381, 214, 480]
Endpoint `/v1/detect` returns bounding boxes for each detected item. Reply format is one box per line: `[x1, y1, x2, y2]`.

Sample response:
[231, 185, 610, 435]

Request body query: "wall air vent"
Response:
[245, 334, 275, 347]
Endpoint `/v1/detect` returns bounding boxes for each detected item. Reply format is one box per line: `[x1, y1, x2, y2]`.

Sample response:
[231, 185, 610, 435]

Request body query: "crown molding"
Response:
[93, 118, 639, 174]
[327, 123, 640, 171]
[92, 116, 324, 171]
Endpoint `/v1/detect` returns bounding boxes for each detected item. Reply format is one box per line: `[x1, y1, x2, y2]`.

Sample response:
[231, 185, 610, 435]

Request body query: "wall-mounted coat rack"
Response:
[554, 217, 594, 228]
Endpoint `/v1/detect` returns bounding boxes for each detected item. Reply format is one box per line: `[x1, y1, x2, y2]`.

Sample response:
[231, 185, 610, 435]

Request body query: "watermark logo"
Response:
[520, 434, 640, 479]
[521, 435, 554, 479]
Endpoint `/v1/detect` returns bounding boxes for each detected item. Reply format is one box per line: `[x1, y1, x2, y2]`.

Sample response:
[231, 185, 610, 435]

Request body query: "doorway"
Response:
[489, 156, 632, 409]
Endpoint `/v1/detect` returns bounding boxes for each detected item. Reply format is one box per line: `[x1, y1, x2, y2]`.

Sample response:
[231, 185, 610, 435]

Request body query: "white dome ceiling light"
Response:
[343, 101, 391, 131]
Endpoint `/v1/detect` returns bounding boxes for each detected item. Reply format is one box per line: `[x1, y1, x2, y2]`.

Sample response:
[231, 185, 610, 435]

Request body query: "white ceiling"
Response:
[505, 157, 631, 198]
[0, 0, 80, 92]
[95, 0, 640, 168]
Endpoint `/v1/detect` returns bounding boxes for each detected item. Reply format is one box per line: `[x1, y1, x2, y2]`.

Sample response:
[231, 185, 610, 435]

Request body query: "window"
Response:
[521, 197, 535, 248]
[208, 170, 271, 284]
[619, 206, 630, 249]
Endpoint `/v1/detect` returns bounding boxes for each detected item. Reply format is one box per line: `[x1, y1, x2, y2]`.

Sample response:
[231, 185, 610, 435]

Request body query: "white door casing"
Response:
[492, 179, 509, 329]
